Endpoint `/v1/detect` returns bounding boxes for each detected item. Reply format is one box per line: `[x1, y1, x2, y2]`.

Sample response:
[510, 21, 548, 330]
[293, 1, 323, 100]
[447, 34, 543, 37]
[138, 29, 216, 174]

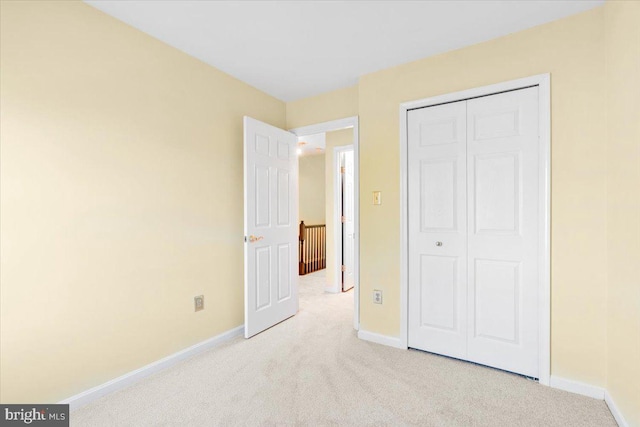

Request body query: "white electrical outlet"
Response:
[373, 290, 383, 304]
[194, 295, 204, 312]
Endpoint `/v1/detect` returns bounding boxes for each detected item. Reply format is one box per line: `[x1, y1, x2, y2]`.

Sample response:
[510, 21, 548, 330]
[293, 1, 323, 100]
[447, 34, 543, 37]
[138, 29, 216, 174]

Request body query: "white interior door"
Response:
[407, 87, 540, 378]
[244, 116, 298, 338]
[466, 87, 539, 377]
[342, 150, 355, 292]
[407, 101, 468, 359]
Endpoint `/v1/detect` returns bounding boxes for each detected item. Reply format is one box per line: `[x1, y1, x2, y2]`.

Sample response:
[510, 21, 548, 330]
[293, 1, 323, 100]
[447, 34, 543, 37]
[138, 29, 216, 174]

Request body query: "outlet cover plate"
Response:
[373, 290, 383, 304]
[194, 295, 204, 312]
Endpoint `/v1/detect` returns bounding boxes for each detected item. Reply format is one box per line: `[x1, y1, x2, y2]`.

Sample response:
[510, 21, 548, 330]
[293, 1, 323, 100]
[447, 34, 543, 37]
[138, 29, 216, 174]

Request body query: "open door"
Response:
[244, 117, 299, 338]
[342, 150, 355, 292]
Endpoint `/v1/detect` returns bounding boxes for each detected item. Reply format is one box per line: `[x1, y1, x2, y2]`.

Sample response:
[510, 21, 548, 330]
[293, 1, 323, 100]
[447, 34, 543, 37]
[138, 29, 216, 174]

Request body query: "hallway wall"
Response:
[299, 153, 326, 225]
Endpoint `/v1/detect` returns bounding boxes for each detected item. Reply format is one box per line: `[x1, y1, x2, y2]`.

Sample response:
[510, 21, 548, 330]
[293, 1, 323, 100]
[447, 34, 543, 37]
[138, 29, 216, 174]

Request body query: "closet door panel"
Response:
[408, 101, 467, 359]
[466, 87, 540, 378]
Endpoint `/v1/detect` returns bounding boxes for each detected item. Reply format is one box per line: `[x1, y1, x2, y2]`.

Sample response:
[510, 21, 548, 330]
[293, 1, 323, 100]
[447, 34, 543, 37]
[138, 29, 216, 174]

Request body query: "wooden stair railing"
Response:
[298, 221, 326, 275]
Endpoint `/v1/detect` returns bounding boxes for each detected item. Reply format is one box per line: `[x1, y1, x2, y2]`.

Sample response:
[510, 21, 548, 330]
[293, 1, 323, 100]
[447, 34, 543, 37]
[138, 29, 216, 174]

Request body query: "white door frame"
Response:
[290, 116, 360, 330]
[334, 145, 355, 292]
[399, 74, 551, 385]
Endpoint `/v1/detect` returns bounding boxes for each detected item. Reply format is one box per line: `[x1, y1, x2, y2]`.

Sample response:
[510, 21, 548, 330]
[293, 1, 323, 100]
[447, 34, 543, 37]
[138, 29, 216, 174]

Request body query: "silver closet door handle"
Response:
[435, 241, 443, 246]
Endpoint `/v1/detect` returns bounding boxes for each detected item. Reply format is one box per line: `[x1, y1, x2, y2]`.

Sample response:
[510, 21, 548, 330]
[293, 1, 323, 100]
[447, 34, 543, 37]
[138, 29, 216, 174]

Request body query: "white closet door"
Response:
[407, 87, 540, 379]
[466, 87, 539, 377]
[407, 101, 468, 359]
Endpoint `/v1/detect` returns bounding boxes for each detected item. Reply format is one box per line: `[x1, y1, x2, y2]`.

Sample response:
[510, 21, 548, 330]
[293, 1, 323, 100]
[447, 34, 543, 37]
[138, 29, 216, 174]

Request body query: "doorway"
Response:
[291, 117, 360, 330]
[297, 133, 327, 276]
[399, 75, 551, 384]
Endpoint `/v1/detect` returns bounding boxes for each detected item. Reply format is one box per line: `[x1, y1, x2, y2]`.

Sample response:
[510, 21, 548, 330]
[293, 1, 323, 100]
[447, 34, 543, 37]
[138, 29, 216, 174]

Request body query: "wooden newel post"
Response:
[298, 221, 306, 275]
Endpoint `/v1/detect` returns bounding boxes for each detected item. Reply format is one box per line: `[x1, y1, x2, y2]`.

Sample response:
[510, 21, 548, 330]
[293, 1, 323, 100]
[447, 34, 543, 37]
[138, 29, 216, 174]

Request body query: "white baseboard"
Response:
[357, 329, 405, 349]
[59, 325, 244, 411]
[549, 375, 605, 400]
[605, 390, 629, 427]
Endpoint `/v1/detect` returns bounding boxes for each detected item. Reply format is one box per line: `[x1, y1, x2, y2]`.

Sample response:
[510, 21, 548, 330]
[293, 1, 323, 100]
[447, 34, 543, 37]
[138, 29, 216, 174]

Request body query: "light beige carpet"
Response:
[72, 270, 616, 426]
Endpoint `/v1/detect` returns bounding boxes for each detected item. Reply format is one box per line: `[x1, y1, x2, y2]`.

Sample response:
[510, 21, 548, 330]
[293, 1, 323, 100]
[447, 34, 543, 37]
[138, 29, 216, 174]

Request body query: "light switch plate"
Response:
[373, 191, 382, 205]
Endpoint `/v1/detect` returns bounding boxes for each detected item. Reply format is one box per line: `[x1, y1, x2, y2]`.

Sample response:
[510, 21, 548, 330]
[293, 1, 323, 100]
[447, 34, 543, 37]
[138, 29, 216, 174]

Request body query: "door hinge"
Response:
[341, 216, 346, 223]
[340, 166, 345, 173]
[341, 265, 346, 272]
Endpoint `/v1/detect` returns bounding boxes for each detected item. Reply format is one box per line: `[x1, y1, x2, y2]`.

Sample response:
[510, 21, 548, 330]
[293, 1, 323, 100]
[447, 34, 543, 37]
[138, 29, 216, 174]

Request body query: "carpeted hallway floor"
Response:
[72, 270, 616, 426]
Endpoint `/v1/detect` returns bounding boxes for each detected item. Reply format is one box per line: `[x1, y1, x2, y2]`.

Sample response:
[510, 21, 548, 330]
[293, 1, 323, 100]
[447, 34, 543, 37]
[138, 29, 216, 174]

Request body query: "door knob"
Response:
[435, 241, 443, 246]
[248, 235, 264, 243]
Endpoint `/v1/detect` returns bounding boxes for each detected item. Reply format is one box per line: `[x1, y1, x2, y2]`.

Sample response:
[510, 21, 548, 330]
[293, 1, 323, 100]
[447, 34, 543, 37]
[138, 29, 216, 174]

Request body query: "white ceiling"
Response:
[85, 0, 604, 102]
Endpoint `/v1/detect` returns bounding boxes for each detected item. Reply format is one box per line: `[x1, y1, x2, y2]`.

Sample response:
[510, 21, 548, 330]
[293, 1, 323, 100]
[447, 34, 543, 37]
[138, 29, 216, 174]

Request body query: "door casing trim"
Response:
[399, 74, 551, 385]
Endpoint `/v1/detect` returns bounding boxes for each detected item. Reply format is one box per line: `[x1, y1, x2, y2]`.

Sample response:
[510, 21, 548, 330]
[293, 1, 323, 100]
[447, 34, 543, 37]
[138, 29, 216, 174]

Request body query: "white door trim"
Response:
[290, 117, 360, 330]
[399, 74, 551, 385]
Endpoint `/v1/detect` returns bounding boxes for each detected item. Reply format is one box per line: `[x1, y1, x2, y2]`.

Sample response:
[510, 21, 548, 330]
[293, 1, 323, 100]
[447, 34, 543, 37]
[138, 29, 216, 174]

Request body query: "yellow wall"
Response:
[286, 85, 358, 129]
[0, 1, 285, 403]
[298, 154, 326, 225]
[324, 129, 354, 290]
[288, 5, 640, 421]
[289, 8, 609, 387]
[604, 1, 640, 425]
[362, 7, 609, 386]
[2, 0, 637, 419]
